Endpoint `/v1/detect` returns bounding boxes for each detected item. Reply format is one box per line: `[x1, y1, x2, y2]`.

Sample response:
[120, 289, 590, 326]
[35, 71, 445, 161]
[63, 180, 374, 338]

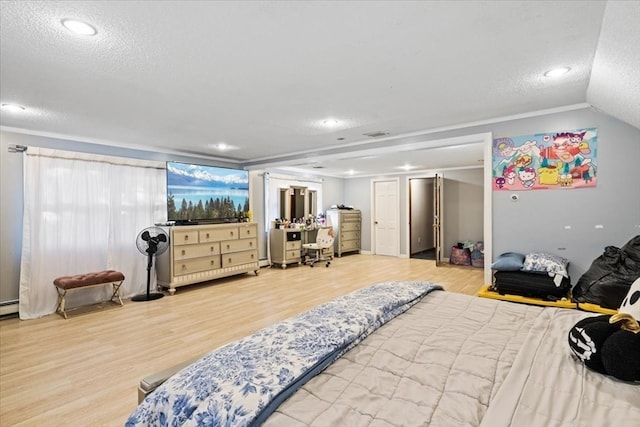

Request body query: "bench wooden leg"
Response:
[55, 287, 68, 319]
[110, 280, 124, 306]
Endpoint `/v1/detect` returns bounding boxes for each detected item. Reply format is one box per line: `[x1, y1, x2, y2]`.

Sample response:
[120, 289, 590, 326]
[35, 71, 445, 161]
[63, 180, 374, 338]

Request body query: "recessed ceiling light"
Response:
[544, 67, 571, 78]
[399, 164, 416, 171]
[1, 103, 26, 112]
[61, 19, 97, 36]
[322, 119, 339, 128]
[209, 142, 239, 152]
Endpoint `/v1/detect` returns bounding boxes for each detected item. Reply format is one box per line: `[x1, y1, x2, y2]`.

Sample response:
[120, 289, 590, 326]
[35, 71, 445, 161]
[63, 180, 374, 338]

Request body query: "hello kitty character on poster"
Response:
[492, 128, 598, 191]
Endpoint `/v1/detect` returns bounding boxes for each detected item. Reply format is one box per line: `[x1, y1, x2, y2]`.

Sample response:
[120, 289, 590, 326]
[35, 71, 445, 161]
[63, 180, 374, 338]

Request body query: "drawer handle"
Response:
[210, 246, 215, 252]
[226, 244, 230, 249]
[228, 258, 232, 263]
[206, 233, 210, 238]
[184, 235, 189, 241]
[181, 264, 186, 270]
[249, 241, 253, 247]
[211, 260, 215, 265]
[181, 250, 186, 256]
[230, 231, 234, 236]
[251, 253, 255, 259]
[246, 229, 250, 235]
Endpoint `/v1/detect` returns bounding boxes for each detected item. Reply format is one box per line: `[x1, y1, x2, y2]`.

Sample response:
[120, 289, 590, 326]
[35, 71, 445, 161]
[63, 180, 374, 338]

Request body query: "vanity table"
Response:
[269, 227, 334, 268]
[269, 228, 302, 268]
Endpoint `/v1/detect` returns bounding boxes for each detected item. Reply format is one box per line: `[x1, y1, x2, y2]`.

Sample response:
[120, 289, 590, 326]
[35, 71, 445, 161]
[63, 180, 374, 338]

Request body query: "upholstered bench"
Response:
[53, 270, 125, 319]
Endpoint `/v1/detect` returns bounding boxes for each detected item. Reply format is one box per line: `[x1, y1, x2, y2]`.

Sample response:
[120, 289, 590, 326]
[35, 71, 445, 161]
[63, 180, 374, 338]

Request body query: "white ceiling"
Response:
[1, 1, 638, 178]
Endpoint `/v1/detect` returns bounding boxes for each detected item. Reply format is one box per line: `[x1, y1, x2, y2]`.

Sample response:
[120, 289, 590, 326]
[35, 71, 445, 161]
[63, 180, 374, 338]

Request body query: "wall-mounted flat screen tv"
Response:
[166, 161, 249, 223]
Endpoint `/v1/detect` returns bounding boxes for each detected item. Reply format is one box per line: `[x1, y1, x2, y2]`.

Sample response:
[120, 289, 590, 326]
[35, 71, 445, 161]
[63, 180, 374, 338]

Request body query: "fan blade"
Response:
[158, 234, 167, 242]
[141, 231, 151, 241]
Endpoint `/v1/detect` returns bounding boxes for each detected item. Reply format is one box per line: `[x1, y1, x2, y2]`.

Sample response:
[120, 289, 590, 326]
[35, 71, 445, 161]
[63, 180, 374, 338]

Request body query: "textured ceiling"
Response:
[1, 1, 638, 177]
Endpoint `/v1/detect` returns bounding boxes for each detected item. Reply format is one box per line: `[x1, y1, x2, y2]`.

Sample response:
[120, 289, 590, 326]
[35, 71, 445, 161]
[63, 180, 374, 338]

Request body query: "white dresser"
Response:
[156, 223, 259, 294]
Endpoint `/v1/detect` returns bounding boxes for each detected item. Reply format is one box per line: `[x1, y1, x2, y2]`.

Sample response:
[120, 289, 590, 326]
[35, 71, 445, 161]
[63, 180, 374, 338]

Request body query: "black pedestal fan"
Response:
[132, 226, 170, 302]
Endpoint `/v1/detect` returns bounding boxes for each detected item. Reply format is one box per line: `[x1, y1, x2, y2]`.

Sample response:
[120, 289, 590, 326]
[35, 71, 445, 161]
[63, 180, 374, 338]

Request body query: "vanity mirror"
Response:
[279, 186, 317, 221]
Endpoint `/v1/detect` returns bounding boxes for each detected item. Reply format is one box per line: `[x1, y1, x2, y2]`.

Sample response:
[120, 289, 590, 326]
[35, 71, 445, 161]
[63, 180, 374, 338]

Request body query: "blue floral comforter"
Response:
[126, 281, 443, 427]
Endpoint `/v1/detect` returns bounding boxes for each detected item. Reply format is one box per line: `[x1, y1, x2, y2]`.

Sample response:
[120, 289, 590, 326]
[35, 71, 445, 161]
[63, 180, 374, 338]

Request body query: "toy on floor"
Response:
[568, 278, 640, 382]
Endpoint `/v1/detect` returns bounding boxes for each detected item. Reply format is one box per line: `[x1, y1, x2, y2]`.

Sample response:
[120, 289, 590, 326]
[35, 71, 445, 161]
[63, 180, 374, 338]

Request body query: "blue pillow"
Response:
[491, 252, 525, 271]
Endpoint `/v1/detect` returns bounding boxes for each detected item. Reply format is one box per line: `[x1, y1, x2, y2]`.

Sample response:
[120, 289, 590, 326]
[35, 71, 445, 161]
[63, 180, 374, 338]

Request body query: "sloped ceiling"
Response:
[0, 1, 637, 177]
[587, 0, 640, 132]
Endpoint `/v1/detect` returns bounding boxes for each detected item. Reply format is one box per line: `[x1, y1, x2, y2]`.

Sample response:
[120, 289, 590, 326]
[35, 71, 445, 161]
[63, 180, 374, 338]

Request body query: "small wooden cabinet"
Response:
[157, 223, 259, 294]
[326, 209, 361, 257]
[269, 228, 302, 269]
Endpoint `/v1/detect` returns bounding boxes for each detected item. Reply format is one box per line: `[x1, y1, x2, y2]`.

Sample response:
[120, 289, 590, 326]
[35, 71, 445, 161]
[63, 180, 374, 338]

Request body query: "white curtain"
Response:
[19, 148, 166, 319]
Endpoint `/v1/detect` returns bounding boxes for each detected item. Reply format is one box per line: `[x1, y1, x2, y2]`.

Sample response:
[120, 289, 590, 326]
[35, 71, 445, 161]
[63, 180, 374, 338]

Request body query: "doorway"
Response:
[409, 175, 443, 264]
[409, 177, 435, 260]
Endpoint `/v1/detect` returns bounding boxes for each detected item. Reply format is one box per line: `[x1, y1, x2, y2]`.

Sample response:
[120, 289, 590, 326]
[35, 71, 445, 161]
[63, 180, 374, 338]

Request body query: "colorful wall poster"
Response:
[492, 128, 597, 191]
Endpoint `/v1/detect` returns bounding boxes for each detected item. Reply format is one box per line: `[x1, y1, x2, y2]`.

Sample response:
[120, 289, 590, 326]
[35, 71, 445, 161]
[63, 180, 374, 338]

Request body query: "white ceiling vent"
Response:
[363, 131, 390, 138]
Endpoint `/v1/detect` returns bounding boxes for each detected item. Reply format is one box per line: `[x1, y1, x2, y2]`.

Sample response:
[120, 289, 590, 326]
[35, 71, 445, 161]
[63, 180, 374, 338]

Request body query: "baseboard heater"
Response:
[0, 299, 18, 316]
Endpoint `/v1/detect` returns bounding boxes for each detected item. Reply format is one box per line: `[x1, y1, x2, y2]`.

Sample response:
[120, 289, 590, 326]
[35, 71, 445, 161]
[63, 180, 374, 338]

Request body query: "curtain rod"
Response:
[8, 144, 27, 153]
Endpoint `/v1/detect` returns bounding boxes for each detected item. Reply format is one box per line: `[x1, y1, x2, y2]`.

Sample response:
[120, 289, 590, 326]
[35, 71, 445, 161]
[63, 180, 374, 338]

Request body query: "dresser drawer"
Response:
[285, 241, 301, 250]
[342, 213, 361, 222]
[340, 240, 360, 251]
[173, 230, 199, 246]
[238, 224, 258, 239]
[174, 242, 220, 261]
[174, 256, 220, 276]
[200, 227, 239, 242]
[222, 250, 258, 267]
[285, 250, 301, 261]
[221, 238, 257, 253]
[341, 222, 361, 232]
[341, 230, 361, 241]
[286, 231, 302, 241]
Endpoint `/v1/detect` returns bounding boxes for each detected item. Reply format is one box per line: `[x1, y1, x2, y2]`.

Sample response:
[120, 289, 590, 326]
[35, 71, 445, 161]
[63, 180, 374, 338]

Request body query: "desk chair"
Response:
[302, 227, 335, 267]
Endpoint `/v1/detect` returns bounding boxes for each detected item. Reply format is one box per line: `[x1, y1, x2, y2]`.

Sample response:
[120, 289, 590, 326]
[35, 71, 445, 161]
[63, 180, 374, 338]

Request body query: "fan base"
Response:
[131, 292, 165, 302]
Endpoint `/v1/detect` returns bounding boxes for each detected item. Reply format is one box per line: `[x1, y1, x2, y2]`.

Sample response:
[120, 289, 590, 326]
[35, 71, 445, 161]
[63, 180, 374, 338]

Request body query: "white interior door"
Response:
[373, 179, 399, 256]
[434, 174, 444, 265]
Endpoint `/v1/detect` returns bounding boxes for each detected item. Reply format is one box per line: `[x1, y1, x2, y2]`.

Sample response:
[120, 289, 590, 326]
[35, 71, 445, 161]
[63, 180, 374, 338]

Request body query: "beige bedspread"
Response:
[480, 308, 640, 427]
[266, 291, 639, 427]
[266, 291, 539, 426]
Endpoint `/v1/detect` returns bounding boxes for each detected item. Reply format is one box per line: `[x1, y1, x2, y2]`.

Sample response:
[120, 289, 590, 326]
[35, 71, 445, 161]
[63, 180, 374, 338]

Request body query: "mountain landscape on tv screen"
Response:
[166, 162, 249, 221]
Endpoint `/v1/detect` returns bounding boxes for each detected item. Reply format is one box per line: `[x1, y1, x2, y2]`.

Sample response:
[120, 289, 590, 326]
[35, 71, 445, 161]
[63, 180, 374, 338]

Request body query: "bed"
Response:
[126, 281, 639, 427]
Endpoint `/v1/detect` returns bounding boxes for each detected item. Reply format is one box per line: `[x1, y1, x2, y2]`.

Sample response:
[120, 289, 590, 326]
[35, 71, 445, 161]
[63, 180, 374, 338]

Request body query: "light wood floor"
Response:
[0, 254, 484, 426]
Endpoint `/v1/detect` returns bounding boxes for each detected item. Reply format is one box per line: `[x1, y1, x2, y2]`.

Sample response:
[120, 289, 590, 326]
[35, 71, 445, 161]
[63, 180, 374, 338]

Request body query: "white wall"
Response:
[0, 134, 23, 304]
[442, 169, 484, 257]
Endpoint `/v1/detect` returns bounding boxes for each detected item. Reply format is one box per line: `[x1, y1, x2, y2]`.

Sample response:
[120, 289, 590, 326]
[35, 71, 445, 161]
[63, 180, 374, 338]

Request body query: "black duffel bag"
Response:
[572, 235, 640, 309]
